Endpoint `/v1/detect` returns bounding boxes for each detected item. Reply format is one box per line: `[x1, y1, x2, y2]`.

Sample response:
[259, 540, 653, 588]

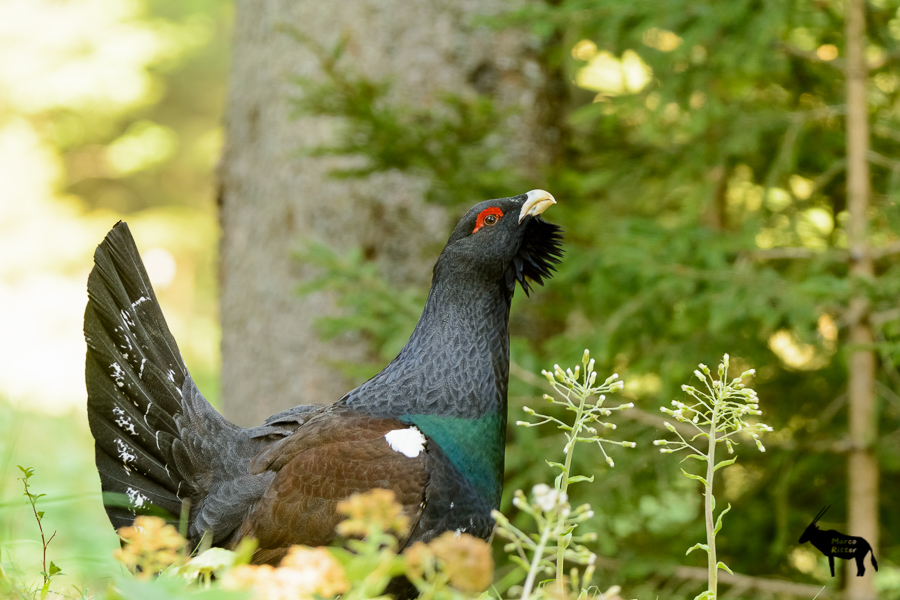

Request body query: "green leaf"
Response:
[545, 461, 566, 471]
[681, 454, 709, 462]
[713, 503, 733, 536]
[37, 511, 44, 519]
[231, 537, 257, 567]
[717, 561, 734, 574]
[48, 562, 61, 576]
[693, 591, 715, 600]
[568, 475, 595, 483]
[714, 457, 737, 472]
[686, 543, 710, 556]
[680, 468, 709, 487]
[178, 548, 238, 580]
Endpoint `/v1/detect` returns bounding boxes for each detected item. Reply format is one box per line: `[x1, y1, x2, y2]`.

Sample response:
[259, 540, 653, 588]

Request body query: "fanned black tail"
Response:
[85, 222, 274, 545]
[85, 222, 192, 528]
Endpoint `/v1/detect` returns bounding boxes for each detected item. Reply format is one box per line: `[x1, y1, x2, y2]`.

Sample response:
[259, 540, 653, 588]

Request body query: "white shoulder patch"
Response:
[384, 427, 426, 458]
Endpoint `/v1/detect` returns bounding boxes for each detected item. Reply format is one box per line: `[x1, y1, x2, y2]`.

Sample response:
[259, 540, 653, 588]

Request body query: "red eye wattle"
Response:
[473, 207, 504, 233]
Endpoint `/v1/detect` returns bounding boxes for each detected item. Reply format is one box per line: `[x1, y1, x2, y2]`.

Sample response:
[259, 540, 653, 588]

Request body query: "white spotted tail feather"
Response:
[84, 222, 271, 544]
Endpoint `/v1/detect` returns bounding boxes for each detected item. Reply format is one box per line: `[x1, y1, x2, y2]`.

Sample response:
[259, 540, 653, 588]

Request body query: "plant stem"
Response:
[21, 474, 53, 590]
[522, 519, 553, 600]
[556, 388, 586, 581]
[705, 402, 718, 599]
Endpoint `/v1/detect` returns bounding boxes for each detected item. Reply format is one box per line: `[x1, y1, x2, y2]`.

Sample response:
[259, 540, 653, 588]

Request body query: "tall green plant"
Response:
[17, 467, 61, 600]
[654, 355, 771, 600]
[494, 350, 634, 598]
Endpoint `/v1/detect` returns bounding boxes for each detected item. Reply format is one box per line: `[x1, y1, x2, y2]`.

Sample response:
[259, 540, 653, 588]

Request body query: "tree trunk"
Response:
[217, 0, 546, 426]
[844, 0, 878, 598]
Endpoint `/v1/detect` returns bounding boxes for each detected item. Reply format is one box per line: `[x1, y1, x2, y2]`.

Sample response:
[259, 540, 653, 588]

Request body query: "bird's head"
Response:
[437, 190, 564, 295]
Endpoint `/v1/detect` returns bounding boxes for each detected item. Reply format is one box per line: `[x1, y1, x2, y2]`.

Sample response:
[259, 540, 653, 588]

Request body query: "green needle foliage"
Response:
[284, 28, 523, 208]
[654, 355, 771, 600]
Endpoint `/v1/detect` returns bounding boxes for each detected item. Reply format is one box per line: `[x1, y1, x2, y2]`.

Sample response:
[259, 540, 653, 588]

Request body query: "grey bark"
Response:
[218, 0, 547, 426]
[844, 0, 878, 598]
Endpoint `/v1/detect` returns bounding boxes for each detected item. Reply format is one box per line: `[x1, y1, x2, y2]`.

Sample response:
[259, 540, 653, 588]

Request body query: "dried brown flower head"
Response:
[336, 488, 409, 537]
[113, 516, 186, 579]
[404, 531, 494, 592]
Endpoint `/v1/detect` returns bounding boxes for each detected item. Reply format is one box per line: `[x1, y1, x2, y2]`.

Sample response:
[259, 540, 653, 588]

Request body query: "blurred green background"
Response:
[0, 0, 228, 595]
[1, 0, 899, 598]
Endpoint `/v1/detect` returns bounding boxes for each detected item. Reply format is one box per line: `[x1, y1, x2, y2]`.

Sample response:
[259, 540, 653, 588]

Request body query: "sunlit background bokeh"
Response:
[0, 0, 230, 587]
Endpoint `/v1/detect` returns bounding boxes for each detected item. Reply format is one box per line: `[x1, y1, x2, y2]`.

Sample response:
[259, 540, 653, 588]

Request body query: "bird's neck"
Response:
[345, 268, 512, 419]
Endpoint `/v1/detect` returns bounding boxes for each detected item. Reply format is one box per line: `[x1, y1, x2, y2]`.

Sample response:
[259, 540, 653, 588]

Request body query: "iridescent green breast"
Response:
[402, 412, 505, 504]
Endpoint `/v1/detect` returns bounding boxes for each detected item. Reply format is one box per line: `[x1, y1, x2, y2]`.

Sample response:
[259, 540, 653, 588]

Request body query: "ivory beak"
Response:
[519, 189, 557, 223]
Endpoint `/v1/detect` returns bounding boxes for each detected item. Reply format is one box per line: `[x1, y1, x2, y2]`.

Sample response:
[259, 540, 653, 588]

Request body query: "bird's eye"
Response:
[473, 207, 504, 233]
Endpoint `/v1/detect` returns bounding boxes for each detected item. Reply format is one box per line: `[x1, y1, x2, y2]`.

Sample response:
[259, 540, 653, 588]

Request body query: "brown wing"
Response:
[233, 410, 429, 563]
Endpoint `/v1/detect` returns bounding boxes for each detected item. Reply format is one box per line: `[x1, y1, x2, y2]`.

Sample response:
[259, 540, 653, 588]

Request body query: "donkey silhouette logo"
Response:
[798, 506, 878, 577]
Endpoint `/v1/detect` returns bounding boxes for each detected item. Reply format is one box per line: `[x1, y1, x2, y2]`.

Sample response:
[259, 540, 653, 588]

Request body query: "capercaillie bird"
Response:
[84, 190, 563, 566]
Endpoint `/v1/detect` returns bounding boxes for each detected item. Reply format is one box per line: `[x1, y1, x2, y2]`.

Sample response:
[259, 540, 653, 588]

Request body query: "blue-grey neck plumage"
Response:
[341, 258, 512, 420]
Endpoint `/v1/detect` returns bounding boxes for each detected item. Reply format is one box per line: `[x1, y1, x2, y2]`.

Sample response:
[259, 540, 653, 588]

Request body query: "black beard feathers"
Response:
[505, 216, 564, 296]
